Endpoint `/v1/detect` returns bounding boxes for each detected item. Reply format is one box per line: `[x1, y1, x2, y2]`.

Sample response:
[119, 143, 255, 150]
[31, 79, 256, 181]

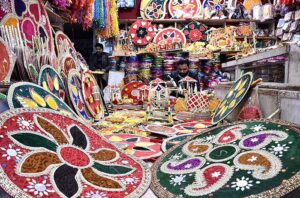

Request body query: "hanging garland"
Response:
[96, 0, 119, 39]
[93, 0, 106, 29]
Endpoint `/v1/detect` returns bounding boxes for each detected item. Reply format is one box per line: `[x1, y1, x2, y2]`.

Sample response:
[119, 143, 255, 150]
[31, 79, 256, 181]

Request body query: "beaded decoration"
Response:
[0, 108, 151, 198]
[151, 119, 300, 197]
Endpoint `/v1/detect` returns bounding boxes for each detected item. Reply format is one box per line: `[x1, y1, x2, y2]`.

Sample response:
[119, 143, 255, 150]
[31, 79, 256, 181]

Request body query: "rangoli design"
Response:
[203, 0, 227, 11]
[129, 20, 155, 46]
[144, 0, 168, 19]
[121, 81, 145, 103]
[106, 133, 163, 160]
[183, 22, 208, 43]
[7, 82, 76, 117]
[212, 72, 253, 125]
[0, 0, 55, 53]
[173, 120, 211, 134]
[168, 0, 201, 19]
[0, 37, 16, 83]
[38, 65, 66, 101]
[67, 69, 94, 124]
[60, 55, 77, 75]
[144, 125, 178, 136]
[153, 27, 186, 47]
[81, 72, 105, 120]
[0, 109, 151, 198]
[151, 120, 300, 197]
[55, 31, 76, 56]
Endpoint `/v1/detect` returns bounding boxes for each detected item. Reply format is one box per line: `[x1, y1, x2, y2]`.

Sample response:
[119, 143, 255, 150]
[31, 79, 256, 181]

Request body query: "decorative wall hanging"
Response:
[183, 22, 208, 43]
[173, 120, 211, 134]
[144, 0, 168, 19]
[212, 72, 253, 125]
[168, 0, 201, 19]
[67, 69, 94, 124]
[38, 65, 66, 101]
[81, 72, 105, 120]
[161, 134, 193, 152]
[151, 119, 300, 198]
[106, 133, 163, 160]
[187, 93, 210, 112]
[121, 81, 145, 103]
[60, 54, 77, 75]
[129, 20, 155, 46]
[203, 0, 227, 11]
[7, 82, 76, 117]
[153, 27, 186, 50]
[0, 108, 151, 198]
[55, 31, 76, 56]
[0, 37, 16, 84]
[140, 0, 151, 19]
[144, 125, 178, 136]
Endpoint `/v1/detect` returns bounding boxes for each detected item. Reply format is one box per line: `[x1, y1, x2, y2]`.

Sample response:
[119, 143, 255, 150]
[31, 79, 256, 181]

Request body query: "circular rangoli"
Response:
[0, 108, 151, 198]
[151, 119, 300, 197]
[183, 22, 208, 43]
[129, 20, 155, 46]
[153, 27, 186, 47]
[168, 0, 201, 19]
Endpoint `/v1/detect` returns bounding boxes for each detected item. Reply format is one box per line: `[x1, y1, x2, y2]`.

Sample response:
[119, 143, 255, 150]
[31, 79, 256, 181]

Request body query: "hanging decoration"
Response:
[93, 0, 106, 28]
[212, 72, 253, 125]
[151, 119, 300, 198]
[96, 0, 119, 38]
[106, 133, 163, 160]
[38, 65, 66, 101]
[183, 22, 208, 43]
[67, 69, 94, 124]
[168, 0, 201, 19]
[7, 82, 77, 117]
[129, 20, 155, 46]
[144, 0, 168, 19]
[81, 72, 105, 120]
[0, 109, 151, 198]
[0, 37, 16, 84]
[153, 27, 186, 50]
[70, 0, 94, 29]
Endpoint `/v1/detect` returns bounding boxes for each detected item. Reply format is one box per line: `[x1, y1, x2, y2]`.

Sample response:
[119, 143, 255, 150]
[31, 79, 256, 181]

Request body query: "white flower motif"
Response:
[17, 117, 34, 130]
[250, 137, 259, 142]
[169, 153, 183, 160]
[247, 156, 257, 162]
[231, 176, 253, 191]
[23, 179, 54, 196]
[120, 177, 139, 185]
[184, 163, 192, 169]
[250, 124, 266, 132]
[268, 143, 289, 157]
[211, 171, 221, 178]
[85, 191, 107, 198]
[1, 144, 22, 160]
[170, 175, 186, 186]
[204, 135, 215, 143]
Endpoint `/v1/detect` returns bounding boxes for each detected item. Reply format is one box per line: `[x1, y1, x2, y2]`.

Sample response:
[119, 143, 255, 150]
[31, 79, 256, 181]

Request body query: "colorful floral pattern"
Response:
[212, 72, 253, 125]
[151, 120, 300, 197]
[145, 0, 167, 19]
[0, 38, 16, 83]
[203, 0, 227, 11]
[129, 20, 155, 45]
[0, 109, 150, 197]
[183, 22, 208, 43]
[153, 27, 186, 47]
